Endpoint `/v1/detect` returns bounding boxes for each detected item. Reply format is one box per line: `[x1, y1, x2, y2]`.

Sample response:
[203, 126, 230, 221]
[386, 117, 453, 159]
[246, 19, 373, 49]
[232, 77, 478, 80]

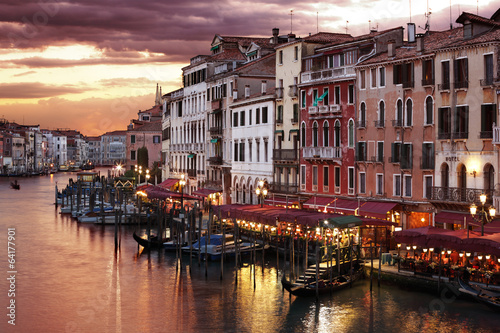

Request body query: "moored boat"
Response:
[458, 276, 500, 310]
[133, 232, 168, 250]
[282, 264, 364, 297]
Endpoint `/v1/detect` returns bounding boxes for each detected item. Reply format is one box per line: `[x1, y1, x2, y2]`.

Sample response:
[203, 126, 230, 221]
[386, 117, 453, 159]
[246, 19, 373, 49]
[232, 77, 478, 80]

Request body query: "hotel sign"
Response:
[445, 156, 459, 162]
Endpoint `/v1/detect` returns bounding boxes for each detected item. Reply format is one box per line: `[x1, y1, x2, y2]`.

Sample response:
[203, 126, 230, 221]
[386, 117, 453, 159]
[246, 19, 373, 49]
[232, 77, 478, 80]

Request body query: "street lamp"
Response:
[255, 180, 268, 208]
[146, 169, 150, 184]
[179, 174, 186, 208]
[135, 165, 143, 184]
[470, 193, 496, 236]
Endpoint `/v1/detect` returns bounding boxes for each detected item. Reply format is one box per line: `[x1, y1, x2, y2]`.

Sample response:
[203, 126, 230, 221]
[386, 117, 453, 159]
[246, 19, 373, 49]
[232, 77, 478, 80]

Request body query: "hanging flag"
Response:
[313, 91, 328, 106]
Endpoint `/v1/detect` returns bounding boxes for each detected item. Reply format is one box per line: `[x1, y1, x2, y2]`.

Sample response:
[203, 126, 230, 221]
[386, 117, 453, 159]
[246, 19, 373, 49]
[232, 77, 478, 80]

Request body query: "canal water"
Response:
[0, 169, 499, 333]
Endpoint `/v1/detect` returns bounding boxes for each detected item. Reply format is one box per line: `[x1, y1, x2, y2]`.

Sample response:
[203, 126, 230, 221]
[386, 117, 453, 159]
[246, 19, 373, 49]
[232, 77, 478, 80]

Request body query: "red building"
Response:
[299, 28, 403, 202]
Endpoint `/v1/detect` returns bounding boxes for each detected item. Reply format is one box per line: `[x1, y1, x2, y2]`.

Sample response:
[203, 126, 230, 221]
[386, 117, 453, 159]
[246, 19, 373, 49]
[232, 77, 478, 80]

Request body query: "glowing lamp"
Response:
[470, 203, 477, 216]
[406, 246, 411, 251]
[478, 255, 483, 260]
[459, 253, 464, 258]
[423, 248, 428, 253]
[486, 255, 491, 260]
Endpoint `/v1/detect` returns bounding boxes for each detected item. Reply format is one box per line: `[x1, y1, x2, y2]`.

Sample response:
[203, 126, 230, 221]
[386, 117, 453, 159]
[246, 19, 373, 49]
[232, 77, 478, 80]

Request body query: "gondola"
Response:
[10, 181, 20, 190]
[133, 232, 167, 250]
[458, 276, 500, 311]
[282, 266, 364, 297]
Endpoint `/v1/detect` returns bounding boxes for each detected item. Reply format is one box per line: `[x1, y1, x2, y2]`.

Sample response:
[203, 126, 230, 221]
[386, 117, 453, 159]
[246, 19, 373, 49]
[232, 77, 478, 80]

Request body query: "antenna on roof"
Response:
[346, 21, 349, 34]
[449, 0, 453, 29]
[317, 12, 319, 34]
[289, 10, 294, 34]
[409, 0, 412, 23]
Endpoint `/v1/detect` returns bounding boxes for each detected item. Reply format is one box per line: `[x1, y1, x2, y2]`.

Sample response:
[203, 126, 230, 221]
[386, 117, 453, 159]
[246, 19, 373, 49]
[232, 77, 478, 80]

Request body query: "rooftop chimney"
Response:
[387, 40, 395, 58]
[416, 34, 425, 53]
[407, 23, 416, 42]
[245, 85, 250, 98]
[261, 81, 267, 95]
[272, 28, 279, 44]
[288, 33, 296, 42]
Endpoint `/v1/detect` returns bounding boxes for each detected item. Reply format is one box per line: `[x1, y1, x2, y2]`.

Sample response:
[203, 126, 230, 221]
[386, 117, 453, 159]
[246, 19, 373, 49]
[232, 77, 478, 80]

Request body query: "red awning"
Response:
[192, 188, 220, 197]
[360, 217, 398, 227]
[359, 201, 397, 219]
[158, 178, 179, 189]
[303, 196, 335, 210]
[435, 211, 473, 226]
[326, 198, 359, 214]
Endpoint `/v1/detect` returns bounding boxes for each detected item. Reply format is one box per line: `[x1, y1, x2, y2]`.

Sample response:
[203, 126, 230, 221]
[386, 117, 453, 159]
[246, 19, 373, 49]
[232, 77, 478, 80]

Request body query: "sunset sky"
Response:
[0, 0, 497, 136]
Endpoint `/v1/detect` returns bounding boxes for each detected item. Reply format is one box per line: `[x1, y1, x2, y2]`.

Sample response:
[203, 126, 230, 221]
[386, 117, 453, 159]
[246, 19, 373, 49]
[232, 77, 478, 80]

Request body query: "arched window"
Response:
[378, 101, 385, 127]
[360, 102, 366, 127]
[396, 99, 403, 125]
[406, 99, 413, 126]
[348, 119, 354, 147]
[313, 121, 318, 147]
[334, 120, 341, 147]
[323, 121, 329, 147]
[301, 122, 306, 147]
[484, 164, 495, 197]
[425, 96, 433, 125]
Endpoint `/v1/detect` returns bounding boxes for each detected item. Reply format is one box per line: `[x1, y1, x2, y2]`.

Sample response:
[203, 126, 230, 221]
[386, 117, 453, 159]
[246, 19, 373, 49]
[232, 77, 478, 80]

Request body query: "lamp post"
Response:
[255, 180, 268, 208]
[179, 174, 186, 208]
[470, 193, 496, 236]
[135, 165, 143, 184]
[146, 169, 150, 184]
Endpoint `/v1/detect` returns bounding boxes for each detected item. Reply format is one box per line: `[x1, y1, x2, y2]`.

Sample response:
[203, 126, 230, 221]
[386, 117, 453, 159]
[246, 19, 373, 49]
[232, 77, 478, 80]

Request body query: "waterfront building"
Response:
[86, 136, 102, 165]
[229, 60, 276, 204]
[299, 29, 402, 215]
[101, 130, 127, 166]
[173, 55, 209, 195]
[163, 88, 182, 182]
[51, 133, 68, 168]
[430, 12, 500, 225]
[11, 134, 25, 174]
[273, 32, 352, 205]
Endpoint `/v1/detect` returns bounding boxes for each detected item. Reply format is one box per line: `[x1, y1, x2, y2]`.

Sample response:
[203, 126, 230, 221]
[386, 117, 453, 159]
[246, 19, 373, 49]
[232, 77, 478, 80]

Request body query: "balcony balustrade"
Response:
[269, 183, 299, 195]
[429, 186, 494, 204]
[303, 146, 341, 159]
[300, 66, 355, 84]
[273, 149, 297, 161]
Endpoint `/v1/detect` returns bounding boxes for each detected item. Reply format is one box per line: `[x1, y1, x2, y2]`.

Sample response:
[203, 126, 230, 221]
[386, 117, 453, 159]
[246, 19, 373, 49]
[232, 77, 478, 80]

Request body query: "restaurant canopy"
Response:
[358, 201, 397, 219]
[142, 185, 201, 201]
[326, 198, 359, 214]
[212, 204, 364, 228]
[434, 211, 474, 226]
[394, 226, 500, 256]
[158, 178, 179, 189]
[192, 188, 220, 197]
[303, 196, 335, 210]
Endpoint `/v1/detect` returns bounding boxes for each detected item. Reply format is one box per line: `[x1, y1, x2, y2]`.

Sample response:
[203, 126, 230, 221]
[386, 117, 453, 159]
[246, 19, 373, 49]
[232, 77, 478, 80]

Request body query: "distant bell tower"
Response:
[155, 83, 161, 106]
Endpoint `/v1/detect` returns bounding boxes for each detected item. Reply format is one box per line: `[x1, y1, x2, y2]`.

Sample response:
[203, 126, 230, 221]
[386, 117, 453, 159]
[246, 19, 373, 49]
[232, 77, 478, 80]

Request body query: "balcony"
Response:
[308, 106, 318, 114]
[329, 104, 341, 113]
[402, 81, 414, 89]
[438, 82, 450, 91]
[276, 118, 283, 124]
[454, 81, 468, 89]
[356, 120, 366, 128]
[209, 126, 223, 136]
[187, 169, 197, 177]
[291, 116, 299, 124]
[303, 146, 341, 160]
[273, 149, 297, 161]
[269, 183, 299, 195]
[421, 78, 435, 86]
[452, 131, 468, 140]
[207, 156, 222, 165]
[276, 87, 284, 99]
[480, 131, 493, 139]
[392, 119, 403, 128]
[374, 120, 385, 128]
[301, 66, 355, 84]
[318, 105, 329, 113]
[429, 187, 494, 204]
[211, 99, 222, 111]
[438, 132, 451, 140]
[288, 85, 298, 97]
[480, 77, 497, 86]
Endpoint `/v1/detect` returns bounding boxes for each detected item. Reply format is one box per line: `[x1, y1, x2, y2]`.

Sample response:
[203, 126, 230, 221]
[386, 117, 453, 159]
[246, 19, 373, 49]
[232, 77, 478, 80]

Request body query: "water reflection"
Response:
[1, 171, 500, 332]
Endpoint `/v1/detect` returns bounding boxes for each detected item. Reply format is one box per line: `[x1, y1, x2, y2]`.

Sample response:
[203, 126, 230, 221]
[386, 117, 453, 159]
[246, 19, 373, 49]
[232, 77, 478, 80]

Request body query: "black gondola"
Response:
[458, 276, 500, 311]
[282, 266, 364, 297]
[133, 232, 167, 250]
[10, 180, 20, 190]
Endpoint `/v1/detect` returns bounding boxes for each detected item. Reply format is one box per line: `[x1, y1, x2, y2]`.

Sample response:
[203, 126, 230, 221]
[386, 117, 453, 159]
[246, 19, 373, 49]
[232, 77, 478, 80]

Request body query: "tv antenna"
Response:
[289, 10, 294, 33]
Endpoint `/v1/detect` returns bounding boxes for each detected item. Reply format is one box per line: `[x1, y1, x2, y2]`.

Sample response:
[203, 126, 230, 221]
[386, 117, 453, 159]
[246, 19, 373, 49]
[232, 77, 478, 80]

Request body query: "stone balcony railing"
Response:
[303, 146, 341, 159]
[301, 66, 355, 84]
